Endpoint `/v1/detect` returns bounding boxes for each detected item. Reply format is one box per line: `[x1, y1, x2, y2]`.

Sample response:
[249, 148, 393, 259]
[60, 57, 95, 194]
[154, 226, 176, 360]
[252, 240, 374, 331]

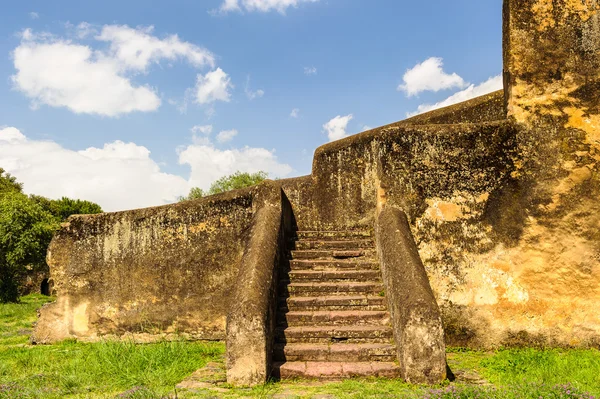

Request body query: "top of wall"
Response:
[400, 90, 506, 126]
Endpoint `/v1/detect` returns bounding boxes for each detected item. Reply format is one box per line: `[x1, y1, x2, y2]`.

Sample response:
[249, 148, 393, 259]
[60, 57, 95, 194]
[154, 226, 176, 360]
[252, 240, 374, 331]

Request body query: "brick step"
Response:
[294, 240, 373, 251]
[272, 361, 400, 380]
[279, 295, 387, 311]
[289, 259, 379, 271]
[280, 282, 383, 296]
[287, 270, 381, 282]
[275, 325, 394, 344]
[277, 310, 390, 327]
[273, 343, 397, 362]
[297, 231, 372, 240]
[291, 250, 374, 260]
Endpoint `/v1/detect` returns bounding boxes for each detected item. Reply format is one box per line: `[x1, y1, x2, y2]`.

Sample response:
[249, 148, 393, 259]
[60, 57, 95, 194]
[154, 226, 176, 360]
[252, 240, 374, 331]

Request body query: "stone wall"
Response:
[33, 188, 258, 343]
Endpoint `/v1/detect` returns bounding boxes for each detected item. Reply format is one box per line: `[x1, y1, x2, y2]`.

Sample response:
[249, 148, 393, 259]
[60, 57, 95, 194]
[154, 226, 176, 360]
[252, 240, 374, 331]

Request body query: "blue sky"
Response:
[0, 0, 503, 211]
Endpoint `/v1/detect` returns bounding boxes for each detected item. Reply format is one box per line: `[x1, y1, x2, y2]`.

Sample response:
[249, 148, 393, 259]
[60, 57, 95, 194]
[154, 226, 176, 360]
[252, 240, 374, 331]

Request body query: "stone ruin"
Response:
[32, 0, 600, 387]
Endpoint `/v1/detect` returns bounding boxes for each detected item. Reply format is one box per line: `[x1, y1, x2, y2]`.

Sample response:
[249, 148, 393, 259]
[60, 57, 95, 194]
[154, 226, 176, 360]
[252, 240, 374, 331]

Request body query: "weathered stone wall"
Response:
[304, 121, 516, 231]
[33, 188, 258, 343]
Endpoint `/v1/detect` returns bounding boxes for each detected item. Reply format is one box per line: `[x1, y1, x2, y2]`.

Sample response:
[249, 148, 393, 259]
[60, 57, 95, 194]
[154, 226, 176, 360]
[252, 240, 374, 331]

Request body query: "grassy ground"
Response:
[1, 295, 599, 398]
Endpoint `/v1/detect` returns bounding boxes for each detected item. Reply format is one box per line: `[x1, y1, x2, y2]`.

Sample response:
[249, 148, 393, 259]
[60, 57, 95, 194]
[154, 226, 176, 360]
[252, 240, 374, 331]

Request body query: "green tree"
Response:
[208, 171, 268, 195]
[178, 187, 205, 202]
[0, 168, 23, 194]
[30, 195, 103, 221]
[0, 191, 58, 303]
[179, 171, 268, 202]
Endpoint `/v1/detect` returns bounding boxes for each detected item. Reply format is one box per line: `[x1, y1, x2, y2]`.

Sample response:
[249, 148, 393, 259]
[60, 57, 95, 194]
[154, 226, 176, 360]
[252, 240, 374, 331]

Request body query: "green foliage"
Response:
[30, 195, 103, 221]
[0, 191, 59, 303]
[0, 168, 22, 194]
[0, 170, 101, 303]
[178, 187, 206, 202]
[179, 171, 268, 202]
[208, 171, 268, 195]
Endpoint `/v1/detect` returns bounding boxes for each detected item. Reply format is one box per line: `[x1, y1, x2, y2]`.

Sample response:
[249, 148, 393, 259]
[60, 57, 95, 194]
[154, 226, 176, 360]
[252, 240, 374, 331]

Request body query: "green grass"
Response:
[0, 294, 53, 346]
[1, 295, 600, 398]
[0, 295, 224, 398]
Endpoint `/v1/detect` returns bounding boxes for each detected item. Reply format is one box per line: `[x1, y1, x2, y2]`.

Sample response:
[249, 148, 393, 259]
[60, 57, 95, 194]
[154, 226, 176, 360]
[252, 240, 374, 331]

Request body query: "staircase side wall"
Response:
[226, 183, 294, 386]
[376, 206, 446, 384]
[33, 188, 257, 344]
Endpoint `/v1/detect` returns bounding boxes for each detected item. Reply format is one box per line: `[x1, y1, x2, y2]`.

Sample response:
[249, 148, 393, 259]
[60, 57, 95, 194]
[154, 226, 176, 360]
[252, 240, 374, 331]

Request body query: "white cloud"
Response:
[408, 75, 503, 117]
[219, 0, 242, 12]
[398, 57, 467, 97]
[191, 125, 213, 135]
[1, 126, 293, 211]
[290, 108, 300, 118]
[179, 144, 292, 189]
[216, 129, 238, 143]
[11, 40, 161, 117]
[29, 12, 39, 20]
[219, 0, 319, 14]
[96, 24, 215, 71]
[194, 68, 233, 104]
[75, 22, 97, 39]
[323, 114, 353, 142]
[190, 125, 213, 145]
[304, 66, 317, 75]
[244, 76, 264, 100]
[11, 25, 219, 117]
[0, 127, 188, 211]
[362, 125, 372, 131]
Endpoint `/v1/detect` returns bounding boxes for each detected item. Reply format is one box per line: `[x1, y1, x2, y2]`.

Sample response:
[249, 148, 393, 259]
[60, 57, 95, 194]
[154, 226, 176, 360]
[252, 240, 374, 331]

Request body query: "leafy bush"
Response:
[179, 171, 268, 201]
[29, 195, 103, 221]
[0, 191, 58, 303]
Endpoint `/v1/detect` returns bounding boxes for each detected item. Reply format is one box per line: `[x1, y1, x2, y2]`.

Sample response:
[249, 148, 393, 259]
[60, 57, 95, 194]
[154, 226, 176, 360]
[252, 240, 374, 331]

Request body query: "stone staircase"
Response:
[272, 230, 400, 380]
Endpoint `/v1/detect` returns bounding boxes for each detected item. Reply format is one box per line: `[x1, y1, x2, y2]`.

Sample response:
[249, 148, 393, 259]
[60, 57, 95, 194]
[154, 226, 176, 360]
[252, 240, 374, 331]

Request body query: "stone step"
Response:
[291, 250, 374, 260]
[288, 270, 381, 282]
[279, 295, 387, 311]
[275, 325, 394, 344]
[289, 259, 379, 271]
[278, 310, 390, 327]
[297, 231, 372, 240]
[272, 361, 400, 380]
[294, 240, 373, 251]
[273, 343, 397, 362]
[281, 282, 384, 296]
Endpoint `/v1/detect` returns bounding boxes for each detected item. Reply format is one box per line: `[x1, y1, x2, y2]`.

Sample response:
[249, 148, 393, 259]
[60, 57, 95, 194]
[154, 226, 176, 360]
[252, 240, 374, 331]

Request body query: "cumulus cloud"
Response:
[323, 114, 353, 142]
[11, 25, 220, 117]
[0, 126, 293, 211]
[179, 144, 292, 189]
[216, 129, 238, 143]
[0, 127, 188, 211]
[290, 108, 300, 118]
[304, 66, 317, 75]
[408, 75, 503, 117]
[219, 0, 319, 14]
[12, 40, 161, 116]
[194, 68, 233, 104]
[29, 12, 39, 20]
[96, 24, 215, 71]
[398, 57, 467, 97]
